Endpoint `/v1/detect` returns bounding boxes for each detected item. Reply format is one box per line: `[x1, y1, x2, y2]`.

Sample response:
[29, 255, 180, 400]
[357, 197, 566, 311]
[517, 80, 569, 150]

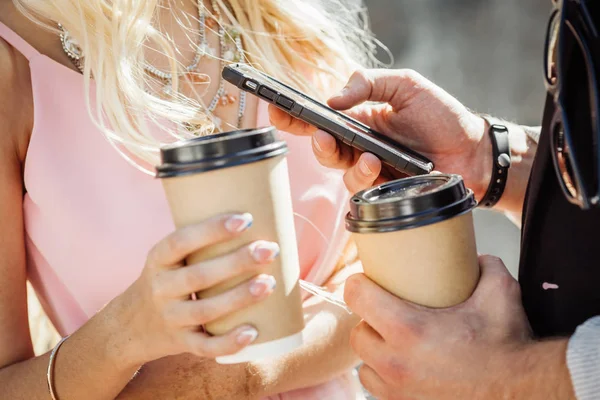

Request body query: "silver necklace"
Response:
[59, 1, 246, 130]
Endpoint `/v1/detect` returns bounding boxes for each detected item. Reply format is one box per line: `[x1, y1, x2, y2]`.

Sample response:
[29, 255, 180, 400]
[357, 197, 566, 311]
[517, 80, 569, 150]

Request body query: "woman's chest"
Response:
[22, 86, 175, 312]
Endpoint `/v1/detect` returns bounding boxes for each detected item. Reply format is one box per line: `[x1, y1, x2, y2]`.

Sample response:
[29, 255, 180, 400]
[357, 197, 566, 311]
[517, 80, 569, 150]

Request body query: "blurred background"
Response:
[28, 0, 551, 393]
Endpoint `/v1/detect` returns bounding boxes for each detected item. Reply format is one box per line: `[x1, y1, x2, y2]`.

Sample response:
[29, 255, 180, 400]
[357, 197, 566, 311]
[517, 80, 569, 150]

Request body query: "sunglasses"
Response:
[544, 0, 600, 209]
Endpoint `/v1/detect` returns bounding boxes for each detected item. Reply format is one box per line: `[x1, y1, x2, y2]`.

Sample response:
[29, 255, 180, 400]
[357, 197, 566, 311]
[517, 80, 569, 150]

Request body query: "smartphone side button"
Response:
[276, 95, 295, 110]
[258, 86, 276, 101]
[290, 103, 303, 117]
[343, 131, 356, 146]
[244, 80, 259, 91]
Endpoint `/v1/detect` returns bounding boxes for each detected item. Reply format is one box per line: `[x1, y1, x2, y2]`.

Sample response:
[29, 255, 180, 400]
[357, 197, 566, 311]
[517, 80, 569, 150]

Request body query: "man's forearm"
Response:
[475, 118, 539, 216]
[501, 339, 576, 400]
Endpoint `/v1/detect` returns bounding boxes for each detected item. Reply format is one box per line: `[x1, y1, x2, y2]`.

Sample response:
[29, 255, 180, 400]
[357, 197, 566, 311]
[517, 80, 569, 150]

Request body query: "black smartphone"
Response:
[222, 63, 434, 176]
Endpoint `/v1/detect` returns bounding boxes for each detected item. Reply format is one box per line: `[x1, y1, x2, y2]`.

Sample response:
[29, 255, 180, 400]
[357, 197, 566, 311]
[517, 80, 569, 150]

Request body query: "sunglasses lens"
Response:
[545, 12, 560, 86]
[561, 25, 598, 198]
[552, 121, 579, 198]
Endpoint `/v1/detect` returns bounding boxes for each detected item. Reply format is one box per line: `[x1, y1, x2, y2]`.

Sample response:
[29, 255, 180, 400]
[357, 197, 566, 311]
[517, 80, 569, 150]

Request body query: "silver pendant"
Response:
[59, 25, 83, 61]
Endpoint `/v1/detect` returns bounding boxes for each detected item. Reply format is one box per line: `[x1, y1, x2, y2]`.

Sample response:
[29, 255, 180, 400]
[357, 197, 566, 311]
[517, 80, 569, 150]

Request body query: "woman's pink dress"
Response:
[0, 22, 363, 400]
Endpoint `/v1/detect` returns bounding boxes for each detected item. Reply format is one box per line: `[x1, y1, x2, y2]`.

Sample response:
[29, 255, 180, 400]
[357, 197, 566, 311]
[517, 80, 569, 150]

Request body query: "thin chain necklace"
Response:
[58, 0, 246, 130]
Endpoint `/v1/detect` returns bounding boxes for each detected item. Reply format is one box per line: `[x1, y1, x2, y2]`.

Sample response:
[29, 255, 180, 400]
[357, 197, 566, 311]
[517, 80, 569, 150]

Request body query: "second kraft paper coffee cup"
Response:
[156, 127, 305, 364]
[346, 174, 480, 308]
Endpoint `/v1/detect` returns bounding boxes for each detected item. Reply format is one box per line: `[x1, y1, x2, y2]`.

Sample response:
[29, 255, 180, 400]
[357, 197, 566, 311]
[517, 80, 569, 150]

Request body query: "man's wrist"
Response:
[471, 115, 493, 201]
[470, 115, 536, 213]
[502, 340, 576, 400]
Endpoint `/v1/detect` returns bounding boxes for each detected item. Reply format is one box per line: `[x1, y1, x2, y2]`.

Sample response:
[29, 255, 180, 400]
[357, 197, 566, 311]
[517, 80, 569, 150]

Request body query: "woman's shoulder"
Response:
[0, 36, 33, 163]
[0, 2, 44, 161]
[0, 2, 72, 70]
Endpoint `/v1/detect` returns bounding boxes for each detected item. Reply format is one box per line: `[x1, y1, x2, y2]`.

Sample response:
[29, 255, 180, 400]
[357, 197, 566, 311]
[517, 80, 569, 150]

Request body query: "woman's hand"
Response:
[113, 213, 279, 366]
[270, 69, 489, 195]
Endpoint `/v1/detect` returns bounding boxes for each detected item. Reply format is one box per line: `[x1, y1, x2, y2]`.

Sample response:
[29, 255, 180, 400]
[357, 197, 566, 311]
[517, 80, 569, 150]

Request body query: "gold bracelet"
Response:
[47, 335, 70, 400]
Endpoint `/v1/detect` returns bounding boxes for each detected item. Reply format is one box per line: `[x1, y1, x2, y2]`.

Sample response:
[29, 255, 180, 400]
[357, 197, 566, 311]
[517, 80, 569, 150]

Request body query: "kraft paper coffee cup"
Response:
[156, 127, 304, 364]
[346, 174, 480, 308]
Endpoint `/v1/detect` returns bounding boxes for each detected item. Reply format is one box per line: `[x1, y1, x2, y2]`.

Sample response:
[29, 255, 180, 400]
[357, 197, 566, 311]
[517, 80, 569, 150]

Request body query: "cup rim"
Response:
[156, 127, 288, 178]
[345, 174, 477, 233]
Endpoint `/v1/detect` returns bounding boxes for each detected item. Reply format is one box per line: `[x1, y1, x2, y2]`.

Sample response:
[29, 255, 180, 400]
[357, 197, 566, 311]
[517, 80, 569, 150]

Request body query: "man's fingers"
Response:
[312, 131, 385, 192]
[312, 130, 354, 169]
[312, 130, 338, 163]
[342, 152, 382, 194]
[268, 105, 317, 136]
[328, 70, 375, 110]
[358, 364, 392, 400]
[350, 322, 390, 373]
[470, 255, 522, 314]
[344, 273, 420, 342]
[473, 255, 516, 297]
[328, 69, 429, 111]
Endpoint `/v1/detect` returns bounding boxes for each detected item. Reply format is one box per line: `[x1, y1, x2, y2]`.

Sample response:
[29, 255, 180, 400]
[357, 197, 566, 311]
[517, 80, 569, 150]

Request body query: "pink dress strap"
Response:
[0, 21, 40, 61]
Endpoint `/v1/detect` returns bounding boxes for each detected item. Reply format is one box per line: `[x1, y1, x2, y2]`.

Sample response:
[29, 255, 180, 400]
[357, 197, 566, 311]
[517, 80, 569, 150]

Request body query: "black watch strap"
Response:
[479, 119, 511, 208]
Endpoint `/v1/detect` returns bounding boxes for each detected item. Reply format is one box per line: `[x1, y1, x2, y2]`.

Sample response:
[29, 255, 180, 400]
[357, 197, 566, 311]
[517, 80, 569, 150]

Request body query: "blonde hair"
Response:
[14, 0, 383, 173]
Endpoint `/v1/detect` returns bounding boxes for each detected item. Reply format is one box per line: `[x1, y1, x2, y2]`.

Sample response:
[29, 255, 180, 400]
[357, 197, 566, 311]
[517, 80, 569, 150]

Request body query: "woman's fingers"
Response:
[184, 324, 260, 358]
[160, 241, 279, 297]
[147, 213, 254, 269]
[169, 274, 276, 327]
[269, 105, 317, 136]
[343, 152, 382, 194]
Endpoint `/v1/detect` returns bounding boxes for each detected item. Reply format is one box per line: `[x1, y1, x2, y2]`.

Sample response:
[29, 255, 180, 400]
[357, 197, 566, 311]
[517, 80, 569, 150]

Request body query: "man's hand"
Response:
[344, 256, 577, 400]
[269, 69, 489, 195]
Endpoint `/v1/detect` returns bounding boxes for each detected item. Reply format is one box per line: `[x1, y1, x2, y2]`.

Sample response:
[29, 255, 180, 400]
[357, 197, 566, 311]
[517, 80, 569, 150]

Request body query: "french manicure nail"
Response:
[359, 160, 373, 176]
[225, 213, 253, 233]
[237, 327, 258, 345]
[251, 241, 280, 263]
[249, 275, 277, 297]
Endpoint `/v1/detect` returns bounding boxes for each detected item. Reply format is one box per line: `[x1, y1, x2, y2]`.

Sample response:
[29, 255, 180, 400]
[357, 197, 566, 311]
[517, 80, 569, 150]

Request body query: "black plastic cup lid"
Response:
[156, 127, 288, 178]
[346, 174, 476, 233]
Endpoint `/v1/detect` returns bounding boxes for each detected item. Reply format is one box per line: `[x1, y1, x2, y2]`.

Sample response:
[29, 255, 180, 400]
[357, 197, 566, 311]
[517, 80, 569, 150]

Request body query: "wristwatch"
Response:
[479, 117, 511, 208]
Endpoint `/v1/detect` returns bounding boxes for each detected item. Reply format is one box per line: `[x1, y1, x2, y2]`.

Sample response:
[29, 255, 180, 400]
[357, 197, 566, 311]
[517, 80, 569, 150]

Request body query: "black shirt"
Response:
[519, 0, 600, 337]
[519, 93, 600, 338]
